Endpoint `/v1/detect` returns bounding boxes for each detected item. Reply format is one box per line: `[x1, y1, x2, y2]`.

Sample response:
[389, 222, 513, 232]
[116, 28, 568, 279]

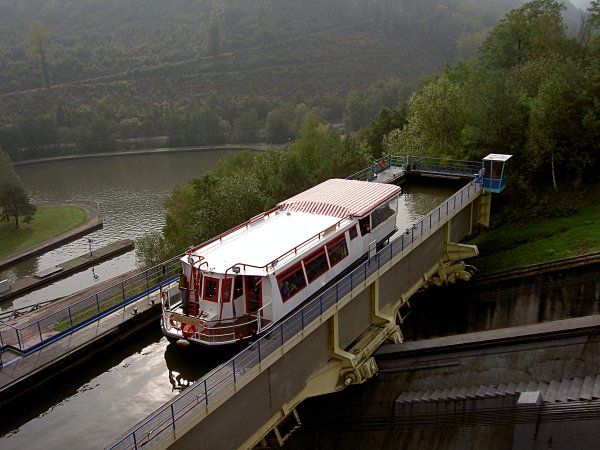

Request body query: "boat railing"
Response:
[224, 218, 350, 276]
[179, 300, 273, 345]
[187, 207, 280, 254]
[107, 171, 485, 450]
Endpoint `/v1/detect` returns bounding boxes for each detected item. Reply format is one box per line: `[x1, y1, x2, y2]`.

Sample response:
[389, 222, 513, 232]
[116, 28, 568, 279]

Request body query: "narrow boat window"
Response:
[303, 248, 329, 283]
[349, 225, 358, 240]
[359, 217, 371, 236]
[327, 236, 348, 267]
[246, 276, 262, 313]
[277, 264, 307, 301]
[221, 278, 232, 303]
[233, 276, 243, 299]
[371, 201, 396, 230]
[203, 277, 219, 302]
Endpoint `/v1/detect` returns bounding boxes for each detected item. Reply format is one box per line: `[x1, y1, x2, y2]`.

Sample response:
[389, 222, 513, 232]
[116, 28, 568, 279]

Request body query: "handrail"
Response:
[0, 255, 183, 365]
[108, 170, 484, 449]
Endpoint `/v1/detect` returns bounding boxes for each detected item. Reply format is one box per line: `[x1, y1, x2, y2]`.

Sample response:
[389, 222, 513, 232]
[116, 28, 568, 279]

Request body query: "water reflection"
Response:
[164, 343, 239, 393]
[1, 150, 234, 311]
[0, 325, 234, 449]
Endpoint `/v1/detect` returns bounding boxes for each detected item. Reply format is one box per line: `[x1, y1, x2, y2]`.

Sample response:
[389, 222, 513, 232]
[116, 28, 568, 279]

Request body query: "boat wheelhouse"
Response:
[161, 178, 401, 346]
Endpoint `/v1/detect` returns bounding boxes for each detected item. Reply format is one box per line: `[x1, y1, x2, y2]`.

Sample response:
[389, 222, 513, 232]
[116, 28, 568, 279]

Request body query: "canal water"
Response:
[0, 152, 458, 449]
[0, 150, 235, 312]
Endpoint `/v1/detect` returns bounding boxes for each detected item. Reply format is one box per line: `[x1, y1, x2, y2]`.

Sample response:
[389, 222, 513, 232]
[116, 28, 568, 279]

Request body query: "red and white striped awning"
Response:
[278, 179, 401, 219]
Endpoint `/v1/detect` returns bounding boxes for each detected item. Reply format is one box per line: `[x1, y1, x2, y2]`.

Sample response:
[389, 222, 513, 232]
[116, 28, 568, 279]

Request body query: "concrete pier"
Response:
[0, 239, 135, 301]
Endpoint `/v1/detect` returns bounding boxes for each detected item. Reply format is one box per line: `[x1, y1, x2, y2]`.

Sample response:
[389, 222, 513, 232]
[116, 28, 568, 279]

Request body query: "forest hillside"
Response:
[0, 0, 584, 159]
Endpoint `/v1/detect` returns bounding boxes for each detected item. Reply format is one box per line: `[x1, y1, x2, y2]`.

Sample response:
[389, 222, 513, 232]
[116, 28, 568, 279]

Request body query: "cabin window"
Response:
[327, 236, 348, 267]
[246, 276, 262, 313]
[359, 217, 371, 236]
[277, 264, 307, 302]
[349, 225, 358, 240]
[303, 248, 329, 283]
[233, 276, 243, 299]
[371, 200, 397, 230]
[203, 277, 219, 302]
[221, 278, 232, 303]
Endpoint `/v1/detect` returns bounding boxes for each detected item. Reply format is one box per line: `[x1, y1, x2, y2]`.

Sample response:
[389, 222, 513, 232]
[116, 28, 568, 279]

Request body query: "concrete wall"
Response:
[283, 256, 600, 450]
[403, 258, 600, 340]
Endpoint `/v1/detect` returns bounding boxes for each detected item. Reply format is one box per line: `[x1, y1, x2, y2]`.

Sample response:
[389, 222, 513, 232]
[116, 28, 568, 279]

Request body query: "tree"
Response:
[388, 73, 466, 157]
[479, 0, 573, 70]
[0, 152, 36, 228]
[26, 20, 52, 90]
[359, 106, 407, 159]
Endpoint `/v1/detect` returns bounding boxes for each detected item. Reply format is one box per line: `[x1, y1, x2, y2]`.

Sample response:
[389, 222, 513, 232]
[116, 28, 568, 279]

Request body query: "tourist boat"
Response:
[160, 178, 401, 347]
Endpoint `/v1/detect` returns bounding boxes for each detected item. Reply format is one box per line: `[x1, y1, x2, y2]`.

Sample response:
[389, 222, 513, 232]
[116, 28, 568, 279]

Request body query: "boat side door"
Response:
[245, 276, 262, 315]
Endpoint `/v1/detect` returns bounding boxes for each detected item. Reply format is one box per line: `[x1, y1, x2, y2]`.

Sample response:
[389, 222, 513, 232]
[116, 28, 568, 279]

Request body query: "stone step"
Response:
[394, 375, 600, 406]
[581, 376, 595, 401]
[593, 375, 600, 399]
[545, 379, 561, 403]
[568, 377, 584, 401]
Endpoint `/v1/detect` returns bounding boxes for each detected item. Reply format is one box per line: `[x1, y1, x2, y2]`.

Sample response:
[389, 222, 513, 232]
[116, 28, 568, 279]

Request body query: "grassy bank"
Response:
[467, 183, 600, 274]
[0, 205, 87, 258]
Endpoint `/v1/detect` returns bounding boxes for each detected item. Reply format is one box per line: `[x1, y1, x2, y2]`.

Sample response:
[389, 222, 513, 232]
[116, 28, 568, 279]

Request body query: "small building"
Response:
[482, 153, 512, 193]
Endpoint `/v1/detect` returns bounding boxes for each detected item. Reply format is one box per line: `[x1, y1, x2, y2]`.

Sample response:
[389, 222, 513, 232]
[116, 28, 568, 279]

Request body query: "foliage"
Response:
[467, 182, 600, 273]
[1, 0, 564, 161]
[384, 0, 600, 193]
[0, 151, 36, 228]
[137, 115, 370, 265]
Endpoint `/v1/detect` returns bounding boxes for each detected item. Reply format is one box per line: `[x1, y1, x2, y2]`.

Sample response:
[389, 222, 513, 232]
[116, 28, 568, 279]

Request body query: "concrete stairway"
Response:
[395, 374, 600, 406]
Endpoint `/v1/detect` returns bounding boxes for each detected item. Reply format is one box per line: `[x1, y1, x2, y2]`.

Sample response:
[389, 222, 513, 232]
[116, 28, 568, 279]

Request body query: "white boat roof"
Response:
[279, 178, 401, 218]
[187, 178, 401, 275]
[190, 210, 346, 275]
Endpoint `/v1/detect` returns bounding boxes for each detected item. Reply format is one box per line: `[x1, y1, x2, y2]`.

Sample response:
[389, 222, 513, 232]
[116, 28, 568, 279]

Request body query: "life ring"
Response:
[378, 158, 386, 170]
[182, 323, 198, 338]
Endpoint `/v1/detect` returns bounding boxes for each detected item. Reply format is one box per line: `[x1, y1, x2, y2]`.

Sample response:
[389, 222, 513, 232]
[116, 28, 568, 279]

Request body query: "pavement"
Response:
[0, 200, 103, 270]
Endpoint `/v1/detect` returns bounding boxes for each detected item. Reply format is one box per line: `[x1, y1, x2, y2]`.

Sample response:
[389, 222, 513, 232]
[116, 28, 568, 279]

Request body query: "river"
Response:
[0, 151, 458, 449]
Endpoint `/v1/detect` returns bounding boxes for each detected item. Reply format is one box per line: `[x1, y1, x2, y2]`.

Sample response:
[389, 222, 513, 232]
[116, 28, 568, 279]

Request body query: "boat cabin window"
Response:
[233, 276, 243, 299]
[327, 236, 348, 267]
[246, 276, 262, 313]
[371, 202, 395, 230]
[349, 225, 358, 240]
[303, 247, 329, 283]
[359, 217, 370, 236]
[221, 278, 232, 303]
[277, 263, 307, 302]
[203, 277, 219, 302]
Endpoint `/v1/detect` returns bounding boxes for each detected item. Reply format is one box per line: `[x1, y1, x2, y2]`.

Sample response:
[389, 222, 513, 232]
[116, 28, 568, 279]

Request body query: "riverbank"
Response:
[0, 201, 102, 270]
[12, 143, 274, 166]
[467, 182, 600, 274]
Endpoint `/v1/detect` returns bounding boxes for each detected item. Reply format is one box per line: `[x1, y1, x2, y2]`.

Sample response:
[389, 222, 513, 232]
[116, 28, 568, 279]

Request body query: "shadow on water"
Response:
[164, 341, 239, 393]
[0, 326, 164, 438]
[0, 324, 236, 443]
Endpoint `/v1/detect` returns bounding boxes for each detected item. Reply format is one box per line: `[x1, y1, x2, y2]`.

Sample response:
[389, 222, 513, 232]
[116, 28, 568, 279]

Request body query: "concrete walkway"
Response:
[0, 201, 103, 270]
[0, 239, 134, 301]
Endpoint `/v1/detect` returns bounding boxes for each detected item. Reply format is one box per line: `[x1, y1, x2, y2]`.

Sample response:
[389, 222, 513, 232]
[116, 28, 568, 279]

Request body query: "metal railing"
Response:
[0, 257, 182, 366]
[108, 169, 485, 450]
[348, 155, 481, 182]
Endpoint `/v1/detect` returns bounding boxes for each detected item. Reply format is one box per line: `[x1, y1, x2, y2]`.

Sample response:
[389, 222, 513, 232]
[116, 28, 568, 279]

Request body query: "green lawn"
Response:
[0, 205, 87, 258]
[467, 185, 600, 274]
